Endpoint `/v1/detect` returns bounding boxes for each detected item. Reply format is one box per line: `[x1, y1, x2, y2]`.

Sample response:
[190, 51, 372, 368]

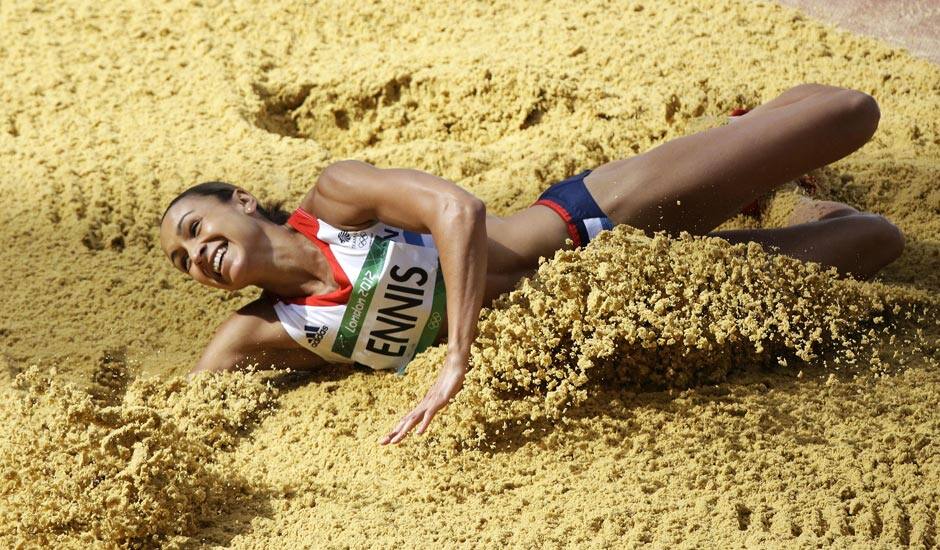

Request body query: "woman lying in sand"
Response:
[160, 83, 904, 445]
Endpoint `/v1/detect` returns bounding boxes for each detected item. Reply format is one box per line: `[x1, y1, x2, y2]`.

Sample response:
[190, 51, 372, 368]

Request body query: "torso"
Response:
[270, 208, 447, 373]
[286, 182, 576, 364]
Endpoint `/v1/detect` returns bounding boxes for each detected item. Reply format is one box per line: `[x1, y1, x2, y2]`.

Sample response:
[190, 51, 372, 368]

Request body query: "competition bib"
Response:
[331, 237, 445, 373]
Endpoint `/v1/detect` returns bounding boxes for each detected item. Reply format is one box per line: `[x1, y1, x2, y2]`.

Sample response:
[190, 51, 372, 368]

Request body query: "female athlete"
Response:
[160, 83, 904, 445]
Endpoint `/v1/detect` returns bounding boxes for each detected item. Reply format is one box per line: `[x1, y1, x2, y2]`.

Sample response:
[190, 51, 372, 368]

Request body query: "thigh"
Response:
[481, 208, 570, 302]
[583, 88, 879, 235]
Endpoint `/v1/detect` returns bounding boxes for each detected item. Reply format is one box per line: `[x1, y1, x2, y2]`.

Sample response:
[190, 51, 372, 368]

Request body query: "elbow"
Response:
[319, 162, 350, 192]
[188, 307, 270, 380]
[439, 195, 486, 226]
[325, 159, 359, 175]
[460, 197, 487, 222]
[469, 198, 487, 221]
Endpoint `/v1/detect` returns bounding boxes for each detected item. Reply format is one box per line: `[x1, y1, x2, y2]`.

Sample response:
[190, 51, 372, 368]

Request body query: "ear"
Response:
[232, 188, 258, 214]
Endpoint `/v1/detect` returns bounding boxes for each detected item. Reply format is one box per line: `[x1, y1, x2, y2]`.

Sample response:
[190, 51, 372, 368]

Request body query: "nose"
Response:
[185, 241, 209, 276]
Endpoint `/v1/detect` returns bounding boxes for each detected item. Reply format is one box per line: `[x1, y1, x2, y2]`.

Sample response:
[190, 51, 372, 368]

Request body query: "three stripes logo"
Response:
[304, 324, 328, 347]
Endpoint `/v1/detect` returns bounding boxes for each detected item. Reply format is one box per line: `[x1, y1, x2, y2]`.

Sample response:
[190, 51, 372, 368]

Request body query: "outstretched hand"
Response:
[380, 354, 467, 445]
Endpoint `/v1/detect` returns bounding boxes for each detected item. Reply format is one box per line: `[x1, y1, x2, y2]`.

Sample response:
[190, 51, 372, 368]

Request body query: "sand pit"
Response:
[1, 0, 938, 546]
[0, 368, 276, 547]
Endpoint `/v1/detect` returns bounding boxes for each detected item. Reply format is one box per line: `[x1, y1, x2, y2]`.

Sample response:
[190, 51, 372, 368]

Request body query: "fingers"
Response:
[380, 380, 460, 445]
[385, 410, 425, 445]
[393, 413, 424, 444]
[391, 415, 411, 437]
[415, 407, 438, 435]
[380, 400, 447, 445]
[379, 413, 413, 445]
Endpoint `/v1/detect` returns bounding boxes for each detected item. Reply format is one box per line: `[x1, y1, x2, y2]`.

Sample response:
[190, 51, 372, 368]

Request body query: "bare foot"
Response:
[786, 197, 860, 226]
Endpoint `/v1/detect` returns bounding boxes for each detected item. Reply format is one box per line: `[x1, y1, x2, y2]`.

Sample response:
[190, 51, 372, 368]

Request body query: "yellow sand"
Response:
[0, 0, 938, 546]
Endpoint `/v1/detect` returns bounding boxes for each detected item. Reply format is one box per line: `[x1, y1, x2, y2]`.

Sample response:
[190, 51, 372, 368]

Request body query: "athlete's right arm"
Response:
[188, 297, 326, 377]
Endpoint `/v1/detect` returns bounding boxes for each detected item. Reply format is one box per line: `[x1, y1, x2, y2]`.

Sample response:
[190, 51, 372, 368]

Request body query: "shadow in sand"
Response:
[182, 364, 374, 545]
[263, 361, 369, 391]
[877, 238, 940, 291]
[465, 352, 867, 457]
[185, 481, 277, 548]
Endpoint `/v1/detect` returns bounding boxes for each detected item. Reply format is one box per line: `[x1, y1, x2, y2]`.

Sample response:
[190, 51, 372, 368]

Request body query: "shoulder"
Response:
[299, 160, 384, 231]
[320, 159, 383, 184]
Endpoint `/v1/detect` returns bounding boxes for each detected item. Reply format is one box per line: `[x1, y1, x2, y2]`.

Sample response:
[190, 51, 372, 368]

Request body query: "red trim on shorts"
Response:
[534, 198, 582, 247]
[797, 174, 818, 195]
[278, 208, 352, 306]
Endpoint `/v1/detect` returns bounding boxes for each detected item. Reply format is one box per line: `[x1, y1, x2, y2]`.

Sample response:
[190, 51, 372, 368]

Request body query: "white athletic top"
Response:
[270, 208, 446, 374]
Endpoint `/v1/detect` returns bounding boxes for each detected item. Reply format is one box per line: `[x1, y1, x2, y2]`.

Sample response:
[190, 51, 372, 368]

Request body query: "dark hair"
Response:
[162, 181, 290, 224]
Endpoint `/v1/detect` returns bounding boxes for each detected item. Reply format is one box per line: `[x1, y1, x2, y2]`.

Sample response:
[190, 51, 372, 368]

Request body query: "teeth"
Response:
[212, 244, 225, 276]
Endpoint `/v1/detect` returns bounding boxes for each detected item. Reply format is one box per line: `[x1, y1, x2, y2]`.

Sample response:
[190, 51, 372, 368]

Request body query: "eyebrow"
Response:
[177, 210, 193, 236]
[170, 210, 194, 270]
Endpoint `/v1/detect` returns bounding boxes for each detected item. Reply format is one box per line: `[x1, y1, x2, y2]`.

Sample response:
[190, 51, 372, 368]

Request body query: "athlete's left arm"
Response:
[307, 159, 487, 445]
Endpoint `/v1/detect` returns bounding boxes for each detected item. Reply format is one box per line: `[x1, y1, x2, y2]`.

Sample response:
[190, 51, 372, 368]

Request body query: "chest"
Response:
[274, 218, 445, 371]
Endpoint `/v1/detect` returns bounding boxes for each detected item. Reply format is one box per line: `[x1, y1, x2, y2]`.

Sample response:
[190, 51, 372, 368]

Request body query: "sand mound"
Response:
[0, 368, 277, 547]
[405, 226, 934, 451]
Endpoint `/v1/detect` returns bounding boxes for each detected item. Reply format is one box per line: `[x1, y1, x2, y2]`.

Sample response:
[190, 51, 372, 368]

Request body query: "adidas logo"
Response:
[304, 324, 328, 347]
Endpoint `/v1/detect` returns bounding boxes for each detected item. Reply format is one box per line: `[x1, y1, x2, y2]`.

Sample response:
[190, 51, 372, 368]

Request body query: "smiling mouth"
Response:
[211, 242, 228, 281]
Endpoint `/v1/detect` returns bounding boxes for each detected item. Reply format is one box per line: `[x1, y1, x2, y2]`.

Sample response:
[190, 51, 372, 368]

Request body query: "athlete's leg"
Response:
[481, 208, 570, 301]
[708, 212, 904, 280]
[785, 195, 859, 225]
[594, 83, 844, 190]
[582, 84, 881, 236]
[733, 83, 842, 117]
[480, 85, 883, 297]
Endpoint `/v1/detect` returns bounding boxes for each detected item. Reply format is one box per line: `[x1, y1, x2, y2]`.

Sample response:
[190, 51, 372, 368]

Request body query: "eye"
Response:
[191, 219, 200, 236]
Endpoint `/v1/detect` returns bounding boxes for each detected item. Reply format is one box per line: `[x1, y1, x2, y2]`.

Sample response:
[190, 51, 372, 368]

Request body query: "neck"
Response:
[255, 223, 332, 298]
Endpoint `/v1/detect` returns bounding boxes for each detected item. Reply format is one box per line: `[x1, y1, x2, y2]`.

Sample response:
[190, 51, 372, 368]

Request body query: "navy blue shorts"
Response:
[533, 169, 614, 247]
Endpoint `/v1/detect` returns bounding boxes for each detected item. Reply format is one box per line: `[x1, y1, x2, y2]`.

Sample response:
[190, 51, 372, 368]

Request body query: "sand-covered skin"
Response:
[0, 0, 938, 546]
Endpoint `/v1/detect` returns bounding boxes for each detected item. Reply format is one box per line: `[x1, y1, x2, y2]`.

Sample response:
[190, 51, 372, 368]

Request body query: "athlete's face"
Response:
[160, 191, 269, 291]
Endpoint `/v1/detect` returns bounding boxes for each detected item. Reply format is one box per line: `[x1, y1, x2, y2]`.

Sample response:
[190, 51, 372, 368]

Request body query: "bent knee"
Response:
[877, 215, 905, 260]
[793, 83, 847, 96]
[837, 89, 881, 146]
[860, 213, 904, 267]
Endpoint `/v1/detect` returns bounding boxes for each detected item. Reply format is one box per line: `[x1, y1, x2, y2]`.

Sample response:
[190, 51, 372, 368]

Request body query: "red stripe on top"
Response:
[278, 208, 352, 306]
[534, 198, 582, 247]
